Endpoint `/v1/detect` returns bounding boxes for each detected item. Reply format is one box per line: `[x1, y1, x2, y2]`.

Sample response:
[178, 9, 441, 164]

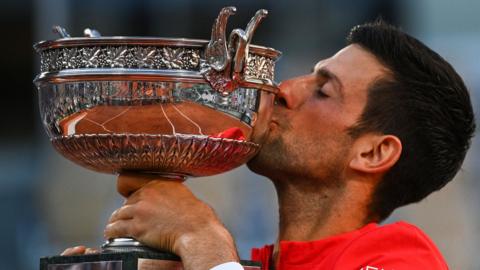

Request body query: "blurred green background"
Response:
[0, 0, 479, 269]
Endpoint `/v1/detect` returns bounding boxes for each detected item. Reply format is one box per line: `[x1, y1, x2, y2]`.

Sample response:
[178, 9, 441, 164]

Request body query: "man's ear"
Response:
[349, 134, 402, 174]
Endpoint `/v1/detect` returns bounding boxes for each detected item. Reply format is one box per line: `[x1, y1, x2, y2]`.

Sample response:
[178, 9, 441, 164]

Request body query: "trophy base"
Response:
[40, 251, 261, 270]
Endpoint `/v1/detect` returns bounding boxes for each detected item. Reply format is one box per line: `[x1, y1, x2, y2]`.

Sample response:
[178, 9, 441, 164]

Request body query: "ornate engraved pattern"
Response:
[52, 134, 259, 176]
[38, 46, 276, 82]
[40, 46, 202, 72]
[200, 66, 239, 95]
[244, 53, 275, 81]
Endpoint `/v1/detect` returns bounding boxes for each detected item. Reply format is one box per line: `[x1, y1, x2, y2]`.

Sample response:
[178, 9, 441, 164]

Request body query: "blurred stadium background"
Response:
[0, 0, 479, 269]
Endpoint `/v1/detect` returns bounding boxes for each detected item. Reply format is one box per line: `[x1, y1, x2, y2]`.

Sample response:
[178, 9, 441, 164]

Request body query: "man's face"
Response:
[248, 44, 389, 184]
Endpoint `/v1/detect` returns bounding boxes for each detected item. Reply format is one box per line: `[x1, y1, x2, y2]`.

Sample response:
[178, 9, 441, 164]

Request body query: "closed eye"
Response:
[316, 88, 329, 98]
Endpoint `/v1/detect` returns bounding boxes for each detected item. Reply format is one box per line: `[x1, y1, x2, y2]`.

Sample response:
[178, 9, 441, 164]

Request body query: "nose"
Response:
[277, 75, 310, 110]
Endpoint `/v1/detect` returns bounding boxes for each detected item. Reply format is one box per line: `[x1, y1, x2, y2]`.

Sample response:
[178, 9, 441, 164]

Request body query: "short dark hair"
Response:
[346, 20, 476, 221]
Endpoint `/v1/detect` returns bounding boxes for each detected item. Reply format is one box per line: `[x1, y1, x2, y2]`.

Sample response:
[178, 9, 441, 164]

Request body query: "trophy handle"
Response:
[205, 6, 236, 72]
[230, 9, 268, 80]
[245, 9, 268, 44]
[83, 28, 102, 37]
[202, 8, 270, 95]
[229, 29, 248, 79]
[52, 25, 71, 38]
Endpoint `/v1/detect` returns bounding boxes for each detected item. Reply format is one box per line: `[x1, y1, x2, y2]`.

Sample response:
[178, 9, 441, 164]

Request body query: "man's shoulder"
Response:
[333, 221, 449, 269]
[352, 221, 437, 245]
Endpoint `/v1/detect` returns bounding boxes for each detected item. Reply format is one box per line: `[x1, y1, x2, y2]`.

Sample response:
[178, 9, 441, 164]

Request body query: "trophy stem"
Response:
[139, 172, 188, 181]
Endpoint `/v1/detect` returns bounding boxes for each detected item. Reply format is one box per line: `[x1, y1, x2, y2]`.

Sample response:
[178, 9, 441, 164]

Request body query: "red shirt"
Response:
[251, 222, 448, 270]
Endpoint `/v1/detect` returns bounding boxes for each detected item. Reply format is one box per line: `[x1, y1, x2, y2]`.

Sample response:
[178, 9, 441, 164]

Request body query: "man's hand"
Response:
[61, 246, 99, 256]
[104, 173, 239, 270]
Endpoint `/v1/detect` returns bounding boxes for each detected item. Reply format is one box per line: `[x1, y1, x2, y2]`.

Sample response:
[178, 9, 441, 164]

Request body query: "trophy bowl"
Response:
[34, 7, 281, 179]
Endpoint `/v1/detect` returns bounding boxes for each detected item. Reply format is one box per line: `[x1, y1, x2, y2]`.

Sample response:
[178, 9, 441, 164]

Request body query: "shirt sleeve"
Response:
[210, 262, 245, 270]
[333, 223, 449, 270]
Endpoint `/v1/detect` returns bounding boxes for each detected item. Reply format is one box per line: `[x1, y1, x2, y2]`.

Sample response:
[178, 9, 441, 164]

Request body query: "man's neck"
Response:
[271, 177, 375, 264]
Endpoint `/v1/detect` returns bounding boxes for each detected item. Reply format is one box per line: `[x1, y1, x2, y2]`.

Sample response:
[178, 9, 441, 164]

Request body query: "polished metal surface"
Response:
[102, 238, 158, 253]
[38, 81, 260, 135]
[34, 7, 279, 177]
[52, 134, 259, 176]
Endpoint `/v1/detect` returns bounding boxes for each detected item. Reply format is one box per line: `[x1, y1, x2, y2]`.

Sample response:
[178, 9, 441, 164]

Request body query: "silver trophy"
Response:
[34, 7, 280, 270]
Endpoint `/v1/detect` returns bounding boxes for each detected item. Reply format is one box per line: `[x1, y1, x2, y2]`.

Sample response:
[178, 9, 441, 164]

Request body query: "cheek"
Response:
[298, 102, 344, 132]
[278, 125, 351, 179]
[286, 105, 353, 158]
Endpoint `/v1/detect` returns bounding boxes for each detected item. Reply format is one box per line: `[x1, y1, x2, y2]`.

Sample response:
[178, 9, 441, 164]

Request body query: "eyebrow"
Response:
[312, 67, 344, 98]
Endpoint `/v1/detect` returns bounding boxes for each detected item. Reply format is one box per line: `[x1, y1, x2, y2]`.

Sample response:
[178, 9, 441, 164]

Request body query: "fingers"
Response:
[61, 246, 86, 256]
[104, 220, 134, 239]
[123, 179, 183, 207]
[61, 246, 99, 256]
[108, 204, 135, 224]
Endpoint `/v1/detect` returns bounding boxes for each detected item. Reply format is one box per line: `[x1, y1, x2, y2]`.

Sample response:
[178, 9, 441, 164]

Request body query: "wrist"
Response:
[174, 222, 239, 270]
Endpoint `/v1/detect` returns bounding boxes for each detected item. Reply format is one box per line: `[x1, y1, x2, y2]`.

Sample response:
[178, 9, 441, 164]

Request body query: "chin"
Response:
[246, 152, 275, 179]
[246, 154, 265, 176]
[246, 131, 288, 178]
[246, 148, 283, 180]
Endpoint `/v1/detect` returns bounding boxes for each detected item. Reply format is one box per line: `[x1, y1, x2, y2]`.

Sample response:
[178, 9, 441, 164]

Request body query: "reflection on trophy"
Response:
[34, 7, 280, 270]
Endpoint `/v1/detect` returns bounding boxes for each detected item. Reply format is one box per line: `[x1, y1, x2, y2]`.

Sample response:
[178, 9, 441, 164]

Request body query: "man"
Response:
[65, 21, 475, 269]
